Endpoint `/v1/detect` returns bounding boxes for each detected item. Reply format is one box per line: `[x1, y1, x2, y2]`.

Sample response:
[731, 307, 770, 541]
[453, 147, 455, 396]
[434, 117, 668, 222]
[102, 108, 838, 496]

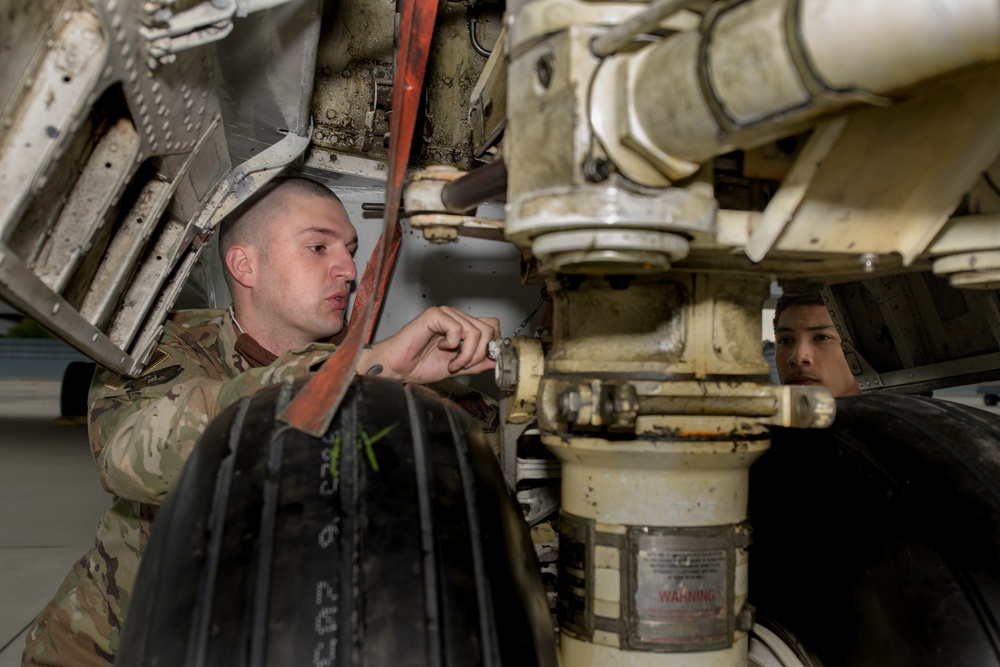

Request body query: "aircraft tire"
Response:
[118, 376, 557, 667]
[750, 393, 1000, 666]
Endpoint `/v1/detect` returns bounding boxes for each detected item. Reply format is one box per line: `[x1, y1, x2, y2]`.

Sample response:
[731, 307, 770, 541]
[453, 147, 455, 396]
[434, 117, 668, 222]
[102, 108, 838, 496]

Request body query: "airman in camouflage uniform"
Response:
[22, 308, 336, 666]
[21, 176, 500, 666]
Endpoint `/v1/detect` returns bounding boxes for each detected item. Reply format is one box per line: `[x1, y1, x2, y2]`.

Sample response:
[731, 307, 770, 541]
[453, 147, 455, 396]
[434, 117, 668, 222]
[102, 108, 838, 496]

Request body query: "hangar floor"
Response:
[0, 380, 105, 667]
[1, 378, 998, 666]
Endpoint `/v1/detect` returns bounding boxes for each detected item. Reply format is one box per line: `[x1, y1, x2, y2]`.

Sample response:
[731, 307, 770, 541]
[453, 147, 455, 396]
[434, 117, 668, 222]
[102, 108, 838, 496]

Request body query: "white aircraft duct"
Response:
[595, 0, 1000, 182]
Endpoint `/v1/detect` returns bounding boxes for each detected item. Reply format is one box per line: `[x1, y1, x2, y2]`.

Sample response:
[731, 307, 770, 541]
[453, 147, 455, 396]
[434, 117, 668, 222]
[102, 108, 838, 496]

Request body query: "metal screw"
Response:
[860, 253, 879, 272]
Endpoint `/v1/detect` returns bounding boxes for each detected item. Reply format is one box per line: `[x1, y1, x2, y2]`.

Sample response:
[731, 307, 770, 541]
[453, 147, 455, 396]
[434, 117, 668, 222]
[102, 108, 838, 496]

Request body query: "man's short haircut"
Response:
[219, 176, 344, 265]
[773, 291, 826, 332]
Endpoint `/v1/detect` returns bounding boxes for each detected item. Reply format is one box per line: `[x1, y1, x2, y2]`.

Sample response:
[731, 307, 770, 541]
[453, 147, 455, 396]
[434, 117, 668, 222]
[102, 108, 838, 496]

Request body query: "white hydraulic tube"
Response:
[609, 0, 1000, 174]
[801, 0, 1000, 94]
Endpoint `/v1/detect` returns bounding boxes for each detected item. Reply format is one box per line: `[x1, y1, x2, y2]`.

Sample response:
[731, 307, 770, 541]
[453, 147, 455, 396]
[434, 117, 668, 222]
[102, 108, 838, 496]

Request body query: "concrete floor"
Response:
[0, 380, 107, 667]
[1, 378, 998, 667]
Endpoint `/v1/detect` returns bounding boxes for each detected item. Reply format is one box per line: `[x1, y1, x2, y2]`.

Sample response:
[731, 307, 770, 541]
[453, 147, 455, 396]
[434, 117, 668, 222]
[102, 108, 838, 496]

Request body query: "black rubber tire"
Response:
[118, 376, 557, 667]
[750, 393, 1000, 667]
[60, 361, 95, 419]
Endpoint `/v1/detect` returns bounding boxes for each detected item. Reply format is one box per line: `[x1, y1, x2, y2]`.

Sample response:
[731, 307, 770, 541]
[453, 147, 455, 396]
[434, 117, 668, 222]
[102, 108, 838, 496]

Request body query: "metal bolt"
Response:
[600, 384, 639, 430]
[583, 157, 610, 182]
[860, 253, 879, 272]
[558, 388, 582, 423]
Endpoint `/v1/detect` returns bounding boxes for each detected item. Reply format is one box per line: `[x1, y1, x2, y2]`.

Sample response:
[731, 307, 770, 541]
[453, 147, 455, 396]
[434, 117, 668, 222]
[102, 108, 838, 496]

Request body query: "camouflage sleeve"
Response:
[88, 344, 334, 505]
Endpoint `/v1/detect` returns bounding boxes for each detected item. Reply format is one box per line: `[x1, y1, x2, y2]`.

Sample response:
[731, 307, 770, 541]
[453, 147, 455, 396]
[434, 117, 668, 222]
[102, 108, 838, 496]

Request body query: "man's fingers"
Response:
[434, 307, 499, 372]
[450, 327, 484, 371]
[389, 306, 502, 380]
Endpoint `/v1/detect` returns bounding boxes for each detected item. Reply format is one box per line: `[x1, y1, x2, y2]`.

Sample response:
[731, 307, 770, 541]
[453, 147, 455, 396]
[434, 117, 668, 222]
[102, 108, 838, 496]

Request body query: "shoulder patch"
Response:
[121, 364, 184, 393]
[104, 348, 171, 391]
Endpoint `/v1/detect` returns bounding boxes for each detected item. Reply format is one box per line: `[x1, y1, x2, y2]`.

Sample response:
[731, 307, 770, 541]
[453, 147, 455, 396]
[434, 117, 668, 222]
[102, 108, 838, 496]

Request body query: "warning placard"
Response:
[634, 535, 729, 646]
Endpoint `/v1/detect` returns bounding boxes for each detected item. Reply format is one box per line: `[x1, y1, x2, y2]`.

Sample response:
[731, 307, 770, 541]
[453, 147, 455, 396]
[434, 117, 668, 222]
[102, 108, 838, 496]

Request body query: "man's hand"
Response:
[357, 306, 500, 385]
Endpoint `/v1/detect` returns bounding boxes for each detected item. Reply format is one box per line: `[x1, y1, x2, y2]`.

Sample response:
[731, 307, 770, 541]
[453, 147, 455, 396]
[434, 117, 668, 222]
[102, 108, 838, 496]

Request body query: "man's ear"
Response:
[225, 244, 257, 289]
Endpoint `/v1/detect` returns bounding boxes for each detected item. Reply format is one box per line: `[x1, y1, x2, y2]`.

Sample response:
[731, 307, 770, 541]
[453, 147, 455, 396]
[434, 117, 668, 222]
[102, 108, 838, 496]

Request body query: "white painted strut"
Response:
[596, 0, 1000, 180]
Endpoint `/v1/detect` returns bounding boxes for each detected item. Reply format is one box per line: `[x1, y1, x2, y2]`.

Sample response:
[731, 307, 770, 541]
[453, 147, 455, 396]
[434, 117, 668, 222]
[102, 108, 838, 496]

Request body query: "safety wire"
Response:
[506, 287, 548, 343]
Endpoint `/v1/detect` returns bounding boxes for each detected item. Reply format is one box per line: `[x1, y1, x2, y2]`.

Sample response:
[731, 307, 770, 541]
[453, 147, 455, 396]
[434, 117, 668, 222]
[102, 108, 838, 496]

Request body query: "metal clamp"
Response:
[495, 337, 545, 423]
[141, 0, 237, 67]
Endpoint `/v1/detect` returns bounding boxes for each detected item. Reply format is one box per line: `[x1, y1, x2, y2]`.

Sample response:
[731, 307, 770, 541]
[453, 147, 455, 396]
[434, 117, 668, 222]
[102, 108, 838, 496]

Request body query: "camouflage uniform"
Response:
[22, 309, 335, 666]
